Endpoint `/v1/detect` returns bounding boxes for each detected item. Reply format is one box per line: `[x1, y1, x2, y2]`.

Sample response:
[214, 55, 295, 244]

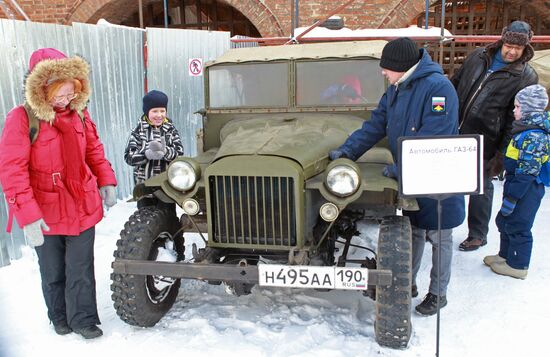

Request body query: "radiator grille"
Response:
[209, 176, 296, 246]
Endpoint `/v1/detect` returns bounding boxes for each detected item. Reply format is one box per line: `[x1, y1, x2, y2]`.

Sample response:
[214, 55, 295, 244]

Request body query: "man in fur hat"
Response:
[452, 21, 539, 252]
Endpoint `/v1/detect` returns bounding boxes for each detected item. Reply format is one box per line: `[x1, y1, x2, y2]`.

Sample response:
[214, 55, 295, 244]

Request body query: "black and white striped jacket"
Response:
[124, 115, 184, 184]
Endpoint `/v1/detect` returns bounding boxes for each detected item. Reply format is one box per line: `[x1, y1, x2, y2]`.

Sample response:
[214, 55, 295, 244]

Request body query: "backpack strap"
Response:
[23, 102, 40, 144]
[22, 104, 86, 144]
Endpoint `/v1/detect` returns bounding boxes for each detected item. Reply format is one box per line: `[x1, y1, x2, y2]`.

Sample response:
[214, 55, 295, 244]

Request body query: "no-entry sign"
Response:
[188, 58, 203, 76]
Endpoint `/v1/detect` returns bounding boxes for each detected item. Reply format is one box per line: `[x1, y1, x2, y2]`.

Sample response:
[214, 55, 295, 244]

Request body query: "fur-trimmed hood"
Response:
[25, 48, 91, 123]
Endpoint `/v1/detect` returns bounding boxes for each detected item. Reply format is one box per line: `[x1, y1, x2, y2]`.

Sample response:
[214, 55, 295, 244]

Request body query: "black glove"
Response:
[488, 151, 504, 177]
[329, 149, 348, 161]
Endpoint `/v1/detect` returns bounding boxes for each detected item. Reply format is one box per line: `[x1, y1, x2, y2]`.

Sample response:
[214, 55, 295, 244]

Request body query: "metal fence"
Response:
[146, 28, 230, 157]
[0, 20, 230, 267]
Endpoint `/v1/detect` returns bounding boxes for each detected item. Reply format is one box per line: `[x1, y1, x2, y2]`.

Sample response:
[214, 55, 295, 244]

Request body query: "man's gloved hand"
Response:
[382, 164, 398, 178]
[23, 218, 49, 248]
[100, 185, 117, 208]
[488, 151, 504, 177]
[500, 197, 517, 216]
[328, 149, 348, 161]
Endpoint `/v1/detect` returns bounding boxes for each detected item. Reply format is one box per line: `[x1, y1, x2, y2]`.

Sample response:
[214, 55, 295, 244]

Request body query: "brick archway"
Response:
[221, 0, 284, 37]
[68, 0, 284, 37]
[377, 0, 440, 28]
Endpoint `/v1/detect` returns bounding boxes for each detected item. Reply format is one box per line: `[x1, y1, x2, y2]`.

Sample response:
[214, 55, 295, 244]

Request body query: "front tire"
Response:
[375, 215, 412, 349]
[111, 207, 182, 327]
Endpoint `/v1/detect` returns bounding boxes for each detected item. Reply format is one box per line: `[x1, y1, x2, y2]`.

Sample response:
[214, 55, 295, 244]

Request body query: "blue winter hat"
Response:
[143, 90, 168, 115]
[516, 84, 549, 114]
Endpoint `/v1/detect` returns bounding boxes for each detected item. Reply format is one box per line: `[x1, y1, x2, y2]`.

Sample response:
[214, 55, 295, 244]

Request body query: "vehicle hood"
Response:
[215, 114, 365, 173]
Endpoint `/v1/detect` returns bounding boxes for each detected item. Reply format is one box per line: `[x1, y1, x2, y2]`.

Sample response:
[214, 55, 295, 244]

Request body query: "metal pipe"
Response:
[163, 0, 168, 28]
[232, 35, 550, 45]
[295, 0, 299, 29]
[138, 0, 144, 29]
[439, 0, 445, 66]
[425, 0, 429, 30]
[7, 0, 30, 21]
[291, 0, 295, 38]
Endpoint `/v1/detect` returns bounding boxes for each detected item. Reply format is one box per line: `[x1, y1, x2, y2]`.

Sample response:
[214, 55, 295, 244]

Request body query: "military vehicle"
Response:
[111, 40, 415, 349]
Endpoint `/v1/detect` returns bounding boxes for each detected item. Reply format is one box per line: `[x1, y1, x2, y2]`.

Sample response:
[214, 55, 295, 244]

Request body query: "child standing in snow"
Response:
[485, 84, 550, 279]
[124, 90, 184, 209]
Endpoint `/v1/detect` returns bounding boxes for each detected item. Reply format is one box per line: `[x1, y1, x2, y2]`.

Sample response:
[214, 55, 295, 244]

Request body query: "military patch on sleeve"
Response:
[431, 97, 446, 113]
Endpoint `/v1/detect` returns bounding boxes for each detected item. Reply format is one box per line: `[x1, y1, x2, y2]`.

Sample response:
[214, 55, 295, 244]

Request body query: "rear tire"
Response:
[375, 215, 412, 349]
[111, 207, 182, 327]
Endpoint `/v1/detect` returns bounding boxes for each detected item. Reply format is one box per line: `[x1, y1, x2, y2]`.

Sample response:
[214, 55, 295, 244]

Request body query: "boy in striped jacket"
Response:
[124, 90, 184, 209]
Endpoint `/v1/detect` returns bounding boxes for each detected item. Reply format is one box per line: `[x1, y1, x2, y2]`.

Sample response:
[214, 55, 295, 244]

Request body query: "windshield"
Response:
[208, 63, 289, 108]
[296, 59, 385, 106]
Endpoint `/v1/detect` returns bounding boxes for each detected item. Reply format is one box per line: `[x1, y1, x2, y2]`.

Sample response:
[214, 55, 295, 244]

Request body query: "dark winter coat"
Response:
[124, 115, 184, 184]
[0, 49, 117, 236]
[503, 111, 550, 200]
[338, 49, 465, 230]
[451, 41, 538, 160]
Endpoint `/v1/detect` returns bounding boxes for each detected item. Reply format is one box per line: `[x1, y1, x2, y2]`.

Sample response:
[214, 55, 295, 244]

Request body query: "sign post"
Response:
[398, 135, 483, 357]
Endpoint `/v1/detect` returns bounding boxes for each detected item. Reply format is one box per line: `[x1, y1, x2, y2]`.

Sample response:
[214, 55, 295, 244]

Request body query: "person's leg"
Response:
[64, 227, 100, 329]
[426, 229, 453, 296]
[495, 212, 510, 260]
[411, 226, 426, 288]
[460, 165, 493, 250]
[35, 236, 67, 324]
[502, 185, 543, 269]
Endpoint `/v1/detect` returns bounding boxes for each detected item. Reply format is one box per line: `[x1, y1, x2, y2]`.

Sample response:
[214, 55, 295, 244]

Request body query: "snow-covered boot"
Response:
[483, 254, 506, 266]
[490, 261, 528, 279]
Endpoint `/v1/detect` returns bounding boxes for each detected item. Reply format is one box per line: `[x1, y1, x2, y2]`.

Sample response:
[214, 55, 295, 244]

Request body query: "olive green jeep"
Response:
[111, 40, 414, 349]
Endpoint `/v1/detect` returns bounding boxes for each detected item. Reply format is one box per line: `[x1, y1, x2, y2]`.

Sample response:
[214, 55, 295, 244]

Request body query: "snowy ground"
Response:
[1, 180, 549, 357]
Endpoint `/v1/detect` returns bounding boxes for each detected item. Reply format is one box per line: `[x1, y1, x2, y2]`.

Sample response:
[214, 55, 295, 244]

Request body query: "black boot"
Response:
[53, 321, 72, 335]
[415, 292, 447, 316]
[412, 284, 418, 298]
[74, 325, 103, 339]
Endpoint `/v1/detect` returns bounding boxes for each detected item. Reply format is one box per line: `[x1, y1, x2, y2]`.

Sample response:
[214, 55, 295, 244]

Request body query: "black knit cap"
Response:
[501, 20, 533, 46]
[143, 90, 168, 115]
[380, 37, 421, 72]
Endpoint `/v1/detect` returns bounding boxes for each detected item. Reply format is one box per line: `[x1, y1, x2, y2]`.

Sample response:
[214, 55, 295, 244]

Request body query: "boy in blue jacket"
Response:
[485, 84, 549, 279]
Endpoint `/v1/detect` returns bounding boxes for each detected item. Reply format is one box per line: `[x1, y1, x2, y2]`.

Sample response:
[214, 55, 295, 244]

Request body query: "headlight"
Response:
[167, 161, 196, 191]
[325, 165, 360, 197]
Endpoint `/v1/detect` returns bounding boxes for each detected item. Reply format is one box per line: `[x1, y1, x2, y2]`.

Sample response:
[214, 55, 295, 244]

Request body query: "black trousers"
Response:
[35, 227, 100, 329]
[467, 161, 494, 240]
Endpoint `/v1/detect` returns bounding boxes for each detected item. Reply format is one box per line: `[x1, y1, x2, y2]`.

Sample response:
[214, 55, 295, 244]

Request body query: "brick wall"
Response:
[1, 0, 548, 38]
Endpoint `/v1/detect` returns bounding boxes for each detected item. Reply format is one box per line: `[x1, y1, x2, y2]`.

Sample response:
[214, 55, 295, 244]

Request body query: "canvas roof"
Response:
[206, 40, 387, 66]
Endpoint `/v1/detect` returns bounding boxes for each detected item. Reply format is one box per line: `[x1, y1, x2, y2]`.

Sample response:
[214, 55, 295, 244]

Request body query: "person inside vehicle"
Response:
[320, 75, 365, 104]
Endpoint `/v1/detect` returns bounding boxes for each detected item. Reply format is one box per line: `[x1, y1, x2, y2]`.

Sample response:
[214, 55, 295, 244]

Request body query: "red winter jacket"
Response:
[0, 106, 117, 236]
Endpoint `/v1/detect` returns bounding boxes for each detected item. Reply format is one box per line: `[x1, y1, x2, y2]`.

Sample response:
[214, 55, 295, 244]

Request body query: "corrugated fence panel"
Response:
[72, 22, 144, 203]
[146, 28, 230, 157]
[0, 20, 144, 267]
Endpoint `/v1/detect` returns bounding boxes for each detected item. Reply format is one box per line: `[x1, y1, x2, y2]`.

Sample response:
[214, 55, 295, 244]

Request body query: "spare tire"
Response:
[319, 17, 344, 30]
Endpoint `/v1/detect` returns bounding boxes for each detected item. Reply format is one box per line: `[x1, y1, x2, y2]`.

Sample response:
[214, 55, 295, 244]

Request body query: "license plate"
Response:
[258, 264, 368, 290]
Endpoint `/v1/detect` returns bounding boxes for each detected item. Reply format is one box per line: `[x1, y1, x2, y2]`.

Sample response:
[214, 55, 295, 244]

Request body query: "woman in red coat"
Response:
[0, 48, 117, 339]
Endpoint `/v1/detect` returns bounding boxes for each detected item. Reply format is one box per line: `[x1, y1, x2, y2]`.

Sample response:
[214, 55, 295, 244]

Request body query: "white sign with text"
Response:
[398, 135, 483, 197]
